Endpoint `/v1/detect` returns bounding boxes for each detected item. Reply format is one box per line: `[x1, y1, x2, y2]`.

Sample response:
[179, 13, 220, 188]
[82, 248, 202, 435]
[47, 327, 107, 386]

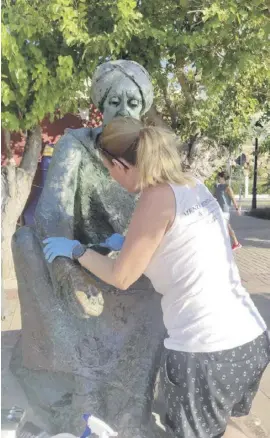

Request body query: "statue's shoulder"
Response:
[64, 127, 91, 138]
[59, 126, 102, 153]
[59, 127, 92, 150]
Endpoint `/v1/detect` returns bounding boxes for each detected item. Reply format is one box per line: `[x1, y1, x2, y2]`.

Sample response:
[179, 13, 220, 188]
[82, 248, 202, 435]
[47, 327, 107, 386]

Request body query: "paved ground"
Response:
[227, 213, 270, 438]
[238, 199, 270, 210]
[1, 213, 270, 437]
[233, 213, 270, 294]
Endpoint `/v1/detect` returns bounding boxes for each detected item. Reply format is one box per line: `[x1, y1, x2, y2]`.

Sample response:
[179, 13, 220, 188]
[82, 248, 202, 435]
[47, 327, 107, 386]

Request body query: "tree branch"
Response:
[160, 84, 180, 131]
[175, 59, 197, 106]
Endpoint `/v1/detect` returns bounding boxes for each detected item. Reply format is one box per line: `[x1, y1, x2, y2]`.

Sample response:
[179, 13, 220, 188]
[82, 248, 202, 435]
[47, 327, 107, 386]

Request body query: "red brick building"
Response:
[1, 105, 102, 165]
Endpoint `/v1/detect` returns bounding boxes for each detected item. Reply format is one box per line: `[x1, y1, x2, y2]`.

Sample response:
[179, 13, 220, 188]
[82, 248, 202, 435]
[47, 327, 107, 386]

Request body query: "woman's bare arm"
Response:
[78, 184, 175, 290]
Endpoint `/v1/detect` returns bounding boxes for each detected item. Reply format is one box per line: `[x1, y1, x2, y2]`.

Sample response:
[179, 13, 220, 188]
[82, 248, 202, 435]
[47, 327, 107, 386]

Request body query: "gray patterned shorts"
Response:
[160, 332, 270, 438]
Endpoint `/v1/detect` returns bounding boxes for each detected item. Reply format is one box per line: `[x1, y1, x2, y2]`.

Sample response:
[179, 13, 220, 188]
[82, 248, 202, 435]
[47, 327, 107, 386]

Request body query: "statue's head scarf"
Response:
[91, 60, 153, 115]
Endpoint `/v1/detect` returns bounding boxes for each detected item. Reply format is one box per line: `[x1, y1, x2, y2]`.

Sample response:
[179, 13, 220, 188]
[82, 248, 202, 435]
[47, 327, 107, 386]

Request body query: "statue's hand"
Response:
[51, 257, 105, 319]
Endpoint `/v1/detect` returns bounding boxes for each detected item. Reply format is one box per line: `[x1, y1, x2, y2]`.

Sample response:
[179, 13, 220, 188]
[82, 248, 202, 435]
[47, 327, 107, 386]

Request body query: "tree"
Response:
[3, 0, 270, 149]
[132, 0, 270, 146]
[2, 0, 270, 283]
[77, 0, 270, 156]
[1, 0, 92, 283]
[257, 110, 270, 154]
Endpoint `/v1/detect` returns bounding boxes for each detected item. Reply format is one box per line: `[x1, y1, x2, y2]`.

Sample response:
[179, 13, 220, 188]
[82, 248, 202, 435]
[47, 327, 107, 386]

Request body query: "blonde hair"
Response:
[100, 117, 194, 190]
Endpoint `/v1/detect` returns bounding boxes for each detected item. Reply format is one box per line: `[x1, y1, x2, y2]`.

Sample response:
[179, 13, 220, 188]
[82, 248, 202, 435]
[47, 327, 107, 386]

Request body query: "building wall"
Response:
[1, 113, 84, 166]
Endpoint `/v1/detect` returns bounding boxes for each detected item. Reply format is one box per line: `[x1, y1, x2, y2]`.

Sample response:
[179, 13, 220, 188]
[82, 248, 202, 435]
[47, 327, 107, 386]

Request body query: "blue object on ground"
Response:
[80, 414, 92, 438]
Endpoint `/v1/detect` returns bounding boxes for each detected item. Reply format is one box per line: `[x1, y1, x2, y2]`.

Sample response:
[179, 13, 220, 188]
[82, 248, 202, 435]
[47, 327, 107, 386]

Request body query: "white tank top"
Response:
[144, 181, 266, 352]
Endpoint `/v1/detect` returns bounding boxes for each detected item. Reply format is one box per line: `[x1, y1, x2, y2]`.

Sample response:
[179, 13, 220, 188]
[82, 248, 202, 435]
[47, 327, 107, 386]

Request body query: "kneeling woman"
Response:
[43, 117, 270, 438]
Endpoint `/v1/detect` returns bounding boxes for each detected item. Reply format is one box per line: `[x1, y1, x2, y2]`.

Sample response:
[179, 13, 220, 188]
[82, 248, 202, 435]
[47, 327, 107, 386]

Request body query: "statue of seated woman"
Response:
[12, 60, 166, 436]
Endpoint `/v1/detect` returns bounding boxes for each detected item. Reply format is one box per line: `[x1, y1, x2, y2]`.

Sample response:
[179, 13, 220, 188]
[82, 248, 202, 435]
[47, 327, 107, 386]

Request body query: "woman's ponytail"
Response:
[101, 117, 194, 190]
[136, 126, 194, 190]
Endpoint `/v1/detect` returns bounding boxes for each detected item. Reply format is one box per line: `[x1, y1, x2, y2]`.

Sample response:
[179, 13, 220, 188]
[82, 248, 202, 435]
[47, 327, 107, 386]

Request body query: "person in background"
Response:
[215, 171, 242, 251]
[43, 118, 269, 438]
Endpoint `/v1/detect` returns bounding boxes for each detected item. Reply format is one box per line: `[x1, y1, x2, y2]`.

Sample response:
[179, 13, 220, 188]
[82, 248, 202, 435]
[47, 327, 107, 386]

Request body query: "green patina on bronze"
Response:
[11, 60, 168, 437]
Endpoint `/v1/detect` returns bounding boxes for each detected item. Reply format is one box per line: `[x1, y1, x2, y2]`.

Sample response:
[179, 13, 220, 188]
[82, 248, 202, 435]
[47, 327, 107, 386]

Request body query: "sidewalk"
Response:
[1, 213, 270, 437]
[228, 213, 270, 437]
[232, 213, 270, 294]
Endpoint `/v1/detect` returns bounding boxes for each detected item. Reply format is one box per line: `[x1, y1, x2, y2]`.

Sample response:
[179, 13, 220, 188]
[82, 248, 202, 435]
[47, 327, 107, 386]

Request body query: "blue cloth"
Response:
[80, 414, 92, 438]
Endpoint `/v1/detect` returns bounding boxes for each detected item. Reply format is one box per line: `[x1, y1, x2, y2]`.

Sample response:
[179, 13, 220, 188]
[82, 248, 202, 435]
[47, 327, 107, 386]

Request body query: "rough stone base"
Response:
[11, 337, 170, 438]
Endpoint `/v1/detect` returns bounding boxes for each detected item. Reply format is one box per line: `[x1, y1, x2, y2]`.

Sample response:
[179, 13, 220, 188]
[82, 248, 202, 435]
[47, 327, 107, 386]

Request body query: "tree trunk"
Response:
[161, 85, 180, 131]
[1, 125, 42, 290]
[3, 129, 14, 163]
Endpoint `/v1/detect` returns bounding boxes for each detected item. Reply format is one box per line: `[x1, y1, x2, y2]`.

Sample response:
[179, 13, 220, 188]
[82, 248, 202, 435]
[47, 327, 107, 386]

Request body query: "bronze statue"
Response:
[12, 60, 166, 437]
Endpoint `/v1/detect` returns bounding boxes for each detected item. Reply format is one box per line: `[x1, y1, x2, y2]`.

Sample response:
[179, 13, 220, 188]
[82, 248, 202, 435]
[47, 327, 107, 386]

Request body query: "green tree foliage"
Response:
[259, 111, 270, 154]
[2, 0, 88, 131]
[130, 0, 270, 146]
[2, 0, 270, 144]
[1, 0, 147, 132]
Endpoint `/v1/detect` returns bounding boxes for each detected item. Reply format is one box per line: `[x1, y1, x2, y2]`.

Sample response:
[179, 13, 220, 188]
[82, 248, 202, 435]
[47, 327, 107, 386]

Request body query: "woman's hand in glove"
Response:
[43, 237, 80, 263]
[99, 233, 125, 251]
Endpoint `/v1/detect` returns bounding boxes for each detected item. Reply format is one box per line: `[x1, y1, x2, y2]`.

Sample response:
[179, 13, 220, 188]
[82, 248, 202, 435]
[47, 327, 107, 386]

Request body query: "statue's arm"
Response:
[35, 133, 81, 239]
[34, 134, 104, 318]
[34, 134, 86, 288]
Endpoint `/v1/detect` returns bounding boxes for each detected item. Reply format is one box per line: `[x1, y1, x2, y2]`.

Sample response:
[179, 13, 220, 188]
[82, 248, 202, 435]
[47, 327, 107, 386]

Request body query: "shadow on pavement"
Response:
[239, 238, 270, 249]
[229, 213, 270, 250]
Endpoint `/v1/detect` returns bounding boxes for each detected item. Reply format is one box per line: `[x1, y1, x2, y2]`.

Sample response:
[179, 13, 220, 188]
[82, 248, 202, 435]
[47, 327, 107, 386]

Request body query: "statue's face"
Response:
[102, 76, 143, 126]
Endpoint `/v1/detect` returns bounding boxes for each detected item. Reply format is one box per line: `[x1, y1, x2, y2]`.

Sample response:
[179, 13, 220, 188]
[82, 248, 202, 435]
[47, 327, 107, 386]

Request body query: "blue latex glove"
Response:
[99, 233, 125, 251]
[43, 237, 80, 263]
